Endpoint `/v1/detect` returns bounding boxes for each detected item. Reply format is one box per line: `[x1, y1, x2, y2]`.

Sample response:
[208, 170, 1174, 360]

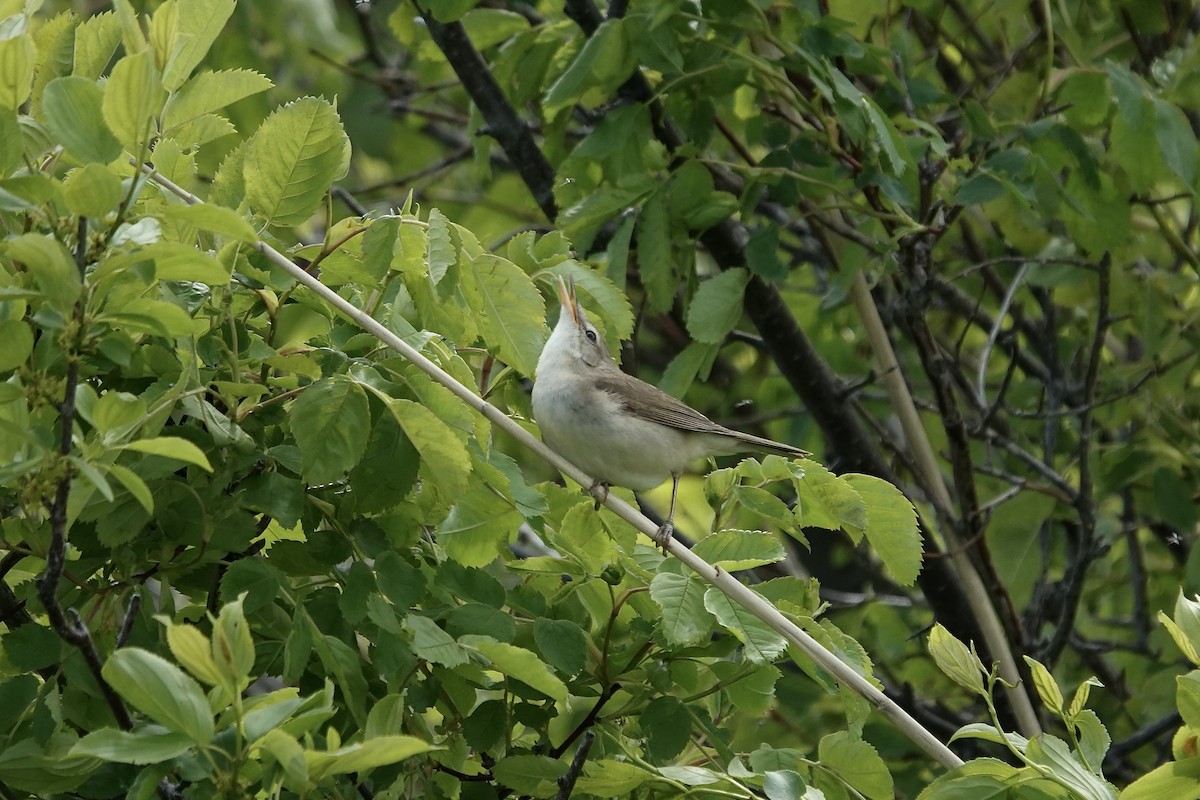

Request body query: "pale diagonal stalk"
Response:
[142, 165, 964, 771]
[850, 271, 1042, 738]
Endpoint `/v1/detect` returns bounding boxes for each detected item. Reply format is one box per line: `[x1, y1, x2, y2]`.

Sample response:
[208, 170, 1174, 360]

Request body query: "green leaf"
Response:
[576, 760, 654, 797]
[686, 268, 750, 344]
[244, 96, 350, 226]
[463, 637, 569, 702]
[161, 618, 223, 686]
[0, 319, 32, 372]
[102, 648, 214, 743]
[1023, 655, 1064, 715]
[374, 551, 426, 609]
[119, 436, 213, 472]
[306, 735, 438, 780]
[211, 594, 255, 689]
[493, 754, 569, 793]
[5, 232, 80, 311]
[108, 464, 154, 513]
[289, 379, 371, 485]
[650, 571, 715, 647]
[692, 530, 785, 570]
[532, 618, 589, 677]
[102, 49, 164, 151]
[703, 588, 787, 663]
[468, 254, 546, 376]
[764, 771, 808, 800]
[405, 614, 468, 668]
[258, 729, 308, 786]
[0, 26, 34, 110]
[1154, 467, 1198, 533]
[144, 241, 232, 284]
[817, 731, 894, 800]
[62, 163, 123, 217]
[1119, 758, 1200, 800]
[839, 473, 921, 585]
[157, 203, 259, 243]
[643, 696, 691, 761]
[160, 0, 236, 90]
[1154, 99, 1198, 186]
[544, 20, 635, 115]
[861, 96, 907, 176]
[794, 462, 868, 532]
[71, 727, 194, 765]
[927, 624, 986, 695]
[73, 11, 122, 80]
[163, 68, 271, 130]
[389, 398, 471, 495]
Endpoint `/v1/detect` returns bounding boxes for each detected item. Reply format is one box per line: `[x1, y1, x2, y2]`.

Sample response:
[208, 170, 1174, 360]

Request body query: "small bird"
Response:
[532, 276, 810, 548]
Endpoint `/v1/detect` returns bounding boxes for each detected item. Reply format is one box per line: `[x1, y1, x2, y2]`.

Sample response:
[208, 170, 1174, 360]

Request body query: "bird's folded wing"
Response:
[594, 372, 728, 434]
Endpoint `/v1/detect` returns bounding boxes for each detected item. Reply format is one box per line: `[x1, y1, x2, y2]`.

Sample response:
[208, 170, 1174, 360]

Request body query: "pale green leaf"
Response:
[1023, 656, 1064, 715]
[71, 727, 194, 764]
[468, 254, 546, 376]
[650, 572, 715, 647]
[102, 648, 214, 743]
[703, 589, 787, 663]
[462, 636, 568, 702]
[161, 618, 222, 686]
[108, 464, 154, 513]
[4, 233, 81, 311]
[817, 731, 894, 800]
[437, 480, 522, 568]
[158, 202, 259, 243]
[62, 163, 124, 217]
[840, 473, 921, 585]
[119, 436, 213, 471]
[73, 11, 122, 80]
[543, 19, 635, 116]
[1119, 758, 1200, 800]
[691, 530, 785, 570]
[42, 76, 122, 164]
[0, 29, 34, 110]
[244, 97, 350, 226]
[163, 68, 273, 130]
[306, 735, 438, 780]
[928, 624, 986, 695]
[389, 398, 471, 495]
[102, 49, 164, 151]
[160, 0, 236, 91]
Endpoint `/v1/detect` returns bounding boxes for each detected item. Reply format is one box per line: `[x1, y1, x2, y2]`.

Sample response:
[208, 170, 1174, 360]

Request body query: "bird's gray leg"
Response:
[588, 480, 609, 510]
[653, 473, 680, 550]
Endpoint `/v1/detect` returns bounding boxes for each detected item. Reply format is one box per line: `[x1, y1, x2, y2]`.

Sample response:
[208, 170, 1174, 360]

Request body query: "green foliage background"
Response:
[1, 0, 1199, 798]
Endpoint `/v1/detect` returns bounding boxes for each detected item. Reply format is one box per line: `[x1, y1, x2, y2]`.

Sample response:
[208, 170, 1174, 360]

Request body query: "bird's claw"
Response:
[653, 520, 674, 551]
[588, 480, 610, 511]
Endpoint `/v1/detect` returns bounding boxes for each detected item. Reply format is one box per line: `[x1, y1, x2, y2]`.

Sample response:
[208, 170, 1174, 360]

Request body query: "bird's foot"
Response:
[588, 480, 610, 511]
[653, 520, 674, 552]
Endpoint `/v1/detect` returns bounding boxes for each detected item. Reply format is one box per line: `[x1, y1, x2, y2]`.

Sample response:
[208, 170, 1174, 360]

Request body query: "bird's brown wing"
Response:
[594, 371, 810, 458]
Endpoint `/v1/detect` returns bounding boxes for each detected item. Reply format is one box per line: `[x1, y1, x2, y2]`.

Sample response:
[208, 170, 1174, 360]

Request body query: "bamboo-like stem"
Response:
[850, 271, 1042, 738]
[142, 164, 963, 769]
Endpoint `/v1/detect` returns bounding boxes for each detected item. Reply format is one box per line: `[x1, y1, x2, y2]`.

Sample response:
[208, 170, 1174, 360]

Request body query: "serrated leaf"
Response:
[691, 530, 785, 570]
[793, 462, 868, 531]
[685, 268, 749, 344]
[102, 49, 164, 151]
[817, 731, 894, 800]
[650, 571, 715, 647]
[73, 11, 122, 80]
[463, 637, 568, 702]
[161, 619, 222, 686]
[244, 97, 350, 226]
[405, 614, 467, 668]
[1023, 655, 1064, 715]
[703, 589, 787, 663]
[839, 473, 920, 585]
[108, 464, 153, 513]
[544, 19, 635, 116]
[436, 479, 521, 567]
[388, 398, 471, 496]
[289, 379, 371, 485]
[469, 254, 545, 376]
[161, 0, 236, 90]
[163, 68, 272, 130]
[102, 648, 214, 743]
[533, 618, 589, 677]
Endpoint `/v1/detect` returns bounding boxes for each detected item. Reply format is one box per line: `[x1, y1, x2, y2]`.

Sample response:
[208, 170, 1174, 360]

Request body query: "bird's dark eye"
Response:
[584, 329, 598, 343]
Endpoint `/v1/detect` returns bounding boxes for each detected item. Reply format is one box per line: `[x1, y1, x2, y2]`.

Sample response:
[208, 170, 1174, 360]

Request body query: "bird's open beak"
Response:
[556, 276, 578, 325]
